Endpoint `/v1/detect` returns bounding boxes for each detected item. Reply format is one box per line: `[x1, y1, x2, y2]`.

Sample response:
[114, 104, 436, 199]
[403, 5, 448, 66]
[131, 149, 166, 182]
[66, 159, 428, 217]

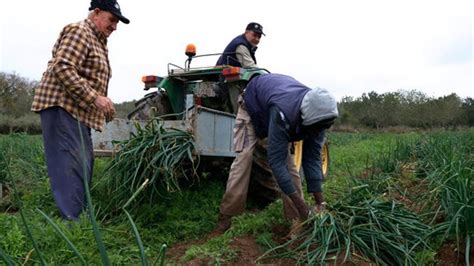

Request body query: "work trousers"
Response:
[40, 107, 94, 220]
[219, 98, 304, 220]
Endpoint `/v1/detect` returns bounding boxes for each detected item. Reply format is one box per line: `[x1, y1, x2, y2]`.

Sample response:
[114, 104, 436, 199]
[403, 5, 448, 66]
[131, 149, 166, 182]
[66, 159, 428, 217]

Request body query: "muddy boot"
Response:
[287, 219, 305, 240]
[215, 213, 232, 233]
[288, 193, 309, 220]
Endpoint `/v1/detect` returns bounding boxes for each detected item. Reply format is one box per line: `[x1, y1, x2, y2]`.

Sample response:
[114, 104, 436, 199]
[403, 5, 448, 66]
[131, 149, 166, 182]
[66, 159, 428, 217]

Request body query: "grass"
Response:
[323, 132, 421, 204]
[1, 130, 473, 264]
[182, 200, 285, 263]
[258, 130, 473, 265]
[0, 134, 49, 212]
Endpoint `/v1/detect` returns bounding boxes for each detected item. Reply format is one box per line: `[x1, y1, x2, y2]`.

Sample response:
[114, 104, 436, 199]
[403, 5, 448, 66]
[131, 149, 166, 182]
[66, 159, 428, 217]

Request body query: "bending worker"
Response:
[216, 73, 339, 232]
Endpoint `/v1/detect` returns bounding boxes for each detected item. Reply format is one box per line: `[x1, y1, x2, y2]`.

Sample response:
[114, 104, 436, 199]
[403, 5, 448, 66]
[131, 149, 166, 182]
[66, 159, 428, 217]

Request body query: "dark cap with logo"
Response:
[89, 0, 130, 24]
[246, 22, 265, 36]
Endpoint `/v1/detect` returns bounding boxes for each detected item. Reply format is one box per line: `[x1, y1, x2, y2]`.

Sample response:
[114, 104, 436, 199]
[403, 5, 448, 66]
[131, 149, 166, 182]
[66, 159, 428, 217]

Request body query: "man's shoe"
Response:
[287, 219, 304, 240]
[216, 213, 232, 233]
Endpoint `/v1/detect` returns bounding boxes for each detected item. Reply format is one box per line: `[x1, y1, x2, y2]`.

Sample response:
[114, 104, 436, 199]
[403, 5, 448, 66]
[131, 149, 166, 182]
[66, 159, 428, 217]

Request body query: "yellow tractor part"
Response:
[293, 140, 330, 178]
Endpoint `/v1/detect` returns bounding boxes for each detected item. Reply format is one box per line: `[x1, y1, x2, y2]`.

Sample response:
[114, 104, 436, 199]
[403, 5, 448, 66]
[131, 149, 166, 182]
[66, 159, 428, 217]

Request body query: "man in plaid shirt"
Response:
[31, 0, 129, 220]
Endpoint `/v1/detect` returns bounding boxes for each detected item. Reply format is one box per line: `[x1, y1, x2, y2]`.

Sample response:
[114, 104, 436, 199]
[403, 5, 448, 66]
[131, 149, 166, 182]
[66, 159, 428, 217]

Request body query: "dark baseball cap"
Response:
[246, 22, 265, 36]
[89, 0, 130, 24]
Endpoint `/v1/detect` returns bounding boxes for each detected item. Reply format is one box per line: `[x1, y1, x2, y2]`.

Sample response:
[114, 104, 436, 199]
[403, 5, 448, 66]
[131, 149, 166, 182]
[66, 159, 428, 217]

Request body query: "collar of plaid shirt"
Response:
[85, 19, 108, 45]
[31, 19, 112, 131]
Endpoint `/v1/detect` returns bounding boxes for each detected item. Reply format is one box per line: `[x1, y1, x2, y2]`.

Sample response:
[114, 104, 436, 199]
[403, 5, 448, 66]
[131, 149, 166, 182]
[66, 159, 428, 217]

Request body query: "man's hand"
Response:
[312, 192, 326, 213]
[313, 202, 327, 213]
[94, 96, 115, 121]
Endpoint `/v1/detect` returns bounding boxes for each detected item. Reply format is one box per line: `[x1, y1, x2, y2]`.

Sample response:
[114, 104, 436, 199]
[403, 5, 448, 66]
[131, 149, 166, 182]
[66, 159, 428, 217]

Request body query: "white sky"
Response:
[1, 0, 473, 103]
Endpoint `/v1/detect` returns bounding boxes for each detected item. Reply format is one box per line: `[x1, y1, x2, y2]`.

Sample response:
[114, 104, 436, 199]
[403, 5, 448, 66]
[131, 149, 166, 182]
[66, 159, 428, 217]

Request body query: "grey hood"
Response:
[300, 87, 339, 126]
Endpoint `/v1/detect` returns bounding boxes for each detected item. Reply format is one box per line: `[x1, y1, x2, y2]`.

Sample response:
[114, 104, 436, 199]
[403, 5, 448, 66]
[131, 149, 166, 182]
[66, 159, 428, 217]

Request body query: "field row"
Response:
[1, 130, 473, 264]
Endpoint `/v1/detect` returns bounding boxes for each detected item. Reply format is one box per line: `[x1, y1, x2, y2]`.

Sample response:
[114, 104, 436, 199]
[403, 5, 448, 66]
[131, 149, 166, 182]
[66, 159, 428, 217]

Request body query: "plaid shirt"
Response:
[31, 19, 111, 131]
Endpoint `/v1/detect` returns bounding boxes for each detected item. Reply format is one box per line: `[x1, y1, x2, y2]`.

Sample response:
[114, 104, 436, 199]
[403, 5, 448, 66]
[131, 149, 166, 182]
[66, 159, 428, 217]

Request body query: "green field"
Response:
[1, 130, 473, 265]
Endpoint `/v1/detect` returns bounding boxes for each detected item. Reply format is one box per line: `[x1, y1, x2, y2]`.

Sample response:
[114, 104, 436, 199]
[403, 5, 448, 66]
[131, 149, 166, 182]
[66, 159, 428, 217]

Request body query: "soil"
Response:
[167, 211, 472, 265]
[223, 235, 298, 265]
[166, 238, 208, 265]
[166, 226, 298, 265]
[227, 236, 264, 264]
[0, 184, 18, 213]
[436, 240, 474, 266]
[271, 224, 291, 244]
[167, 223, 377, 265]
[0, 183, 9, 199]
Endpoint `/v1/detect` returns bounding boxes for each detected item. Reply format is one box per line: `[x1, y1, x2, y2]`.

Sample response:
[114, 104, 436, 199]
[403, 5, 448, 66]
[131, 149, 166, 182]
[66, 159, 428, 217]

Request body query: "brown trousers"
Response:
[219, 98, 304, 220]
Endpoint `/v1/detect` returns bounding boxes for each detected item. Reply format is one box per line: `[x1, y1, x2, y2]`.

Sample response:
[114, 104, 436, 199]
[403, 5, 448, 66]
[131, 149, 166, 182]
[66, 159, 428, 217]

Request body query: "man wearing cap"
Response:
[216, 23, 265, 113]
[216, 73, 338, 232]
[216, 22, 265, 68]
[215, 23, 305, 233]
[31, 0, 129, 220]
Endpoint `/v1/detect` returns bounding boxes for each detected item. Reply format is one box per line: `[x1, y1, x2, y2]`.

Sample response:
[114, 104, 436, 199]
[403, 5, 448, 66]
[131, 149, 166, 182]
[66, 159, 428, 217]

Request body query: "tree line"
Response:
[0, 72, 136, 133]
[337, 90, 473, 129]
[0, 71, 472, 133]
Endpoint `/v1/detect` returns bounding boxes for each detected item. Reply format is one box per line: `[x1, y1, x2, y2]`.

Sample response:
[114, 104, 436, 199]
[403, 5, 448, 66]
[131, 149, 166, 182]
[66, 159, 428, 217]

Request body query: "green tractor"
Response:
[92, 45, 330, 203]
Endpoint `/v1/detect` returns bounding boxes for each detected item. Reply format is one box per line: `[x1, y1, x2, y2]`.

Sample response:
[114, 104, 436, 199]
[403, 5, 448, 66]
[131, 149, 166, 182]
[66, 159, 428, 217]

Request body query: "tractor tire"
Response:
[321, 140, 330, 178]
[293, 139, 330, 179]
[248, 140, 280, 208]
[127, 91, 172, 120]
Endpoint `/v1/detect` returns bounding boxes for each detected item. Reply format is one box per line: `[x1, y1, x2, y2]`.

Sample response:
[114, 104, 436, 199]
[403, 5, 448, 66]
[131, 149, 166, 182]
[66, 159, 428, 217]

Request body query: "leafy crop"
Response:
[103, 119, 198, 211]
[260, 185, 431, 265]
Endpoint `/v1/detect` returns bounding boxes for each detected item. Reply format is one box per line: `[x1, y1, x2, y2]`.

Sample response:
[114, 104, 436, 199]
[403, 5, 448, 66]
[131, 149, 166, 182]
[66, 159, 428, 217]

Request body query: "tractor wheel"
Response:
[248, 141, 280, 208]
[127, 91, 172, 120]
[293, 139, 330, 179]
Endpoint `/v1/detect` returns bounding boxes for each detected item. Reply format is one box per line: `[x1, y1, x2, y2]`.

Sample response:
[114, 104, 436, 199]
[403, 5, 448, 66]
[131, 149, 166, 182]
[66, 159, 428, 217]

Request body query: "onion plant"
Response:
[105, 118, 198, 210]
[1, 124, 169, 265]
[415, 133, 474, 265]
[260, 185, 431, 265]
[3, 146, 47, 265]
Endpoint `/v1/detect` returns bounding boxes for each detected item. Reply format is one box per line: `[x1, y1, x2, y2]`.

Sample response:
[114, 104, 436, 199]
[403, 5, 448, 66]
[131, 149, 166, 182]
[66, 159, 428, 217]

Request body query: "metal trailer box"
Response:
[91, 105, 236, 158]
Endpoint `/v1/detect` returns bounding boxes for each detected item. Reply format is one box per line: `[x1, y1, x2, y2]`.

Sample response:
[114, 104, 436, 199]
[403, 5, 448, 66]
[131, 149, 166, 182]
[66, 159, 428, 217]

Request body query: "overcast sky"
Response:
[1, 0, 472, 103]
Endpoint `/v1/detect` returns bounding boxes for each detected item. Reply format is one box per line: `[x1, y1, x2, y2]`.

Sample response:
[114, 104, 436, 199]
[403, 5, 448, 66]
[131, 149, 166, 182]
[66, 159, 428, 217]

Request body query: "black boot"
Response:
[216, 213, 232, 233]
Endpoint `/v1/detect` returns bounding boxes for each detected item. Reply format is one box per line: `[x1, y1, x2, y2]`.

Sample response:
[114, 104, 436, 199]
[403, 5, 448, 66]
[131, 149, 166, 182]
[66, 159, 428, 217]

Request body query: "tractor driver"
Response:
[216, 22, 265, 114]
[216, 22, 264, 68]
[216, 73, 339, 233]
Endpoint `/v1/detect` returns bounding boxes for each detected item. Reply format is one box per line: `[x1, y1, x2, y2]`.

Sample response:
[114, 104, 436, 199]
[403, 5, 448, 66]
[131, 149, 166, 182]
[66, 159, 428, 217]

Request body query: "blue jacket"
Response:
[216, 34, 256, 67]
[267, 106, 326, 195]
[243, 73, 328, 195]
[243, 74, 309, 139]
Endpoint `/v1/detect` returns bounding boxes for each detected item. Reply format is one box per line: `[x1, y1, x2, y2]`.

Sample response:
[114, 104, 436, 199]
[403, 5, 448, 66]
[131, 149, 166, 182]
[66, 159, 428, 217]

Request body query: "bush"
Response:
[0, 114, 41, 134]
